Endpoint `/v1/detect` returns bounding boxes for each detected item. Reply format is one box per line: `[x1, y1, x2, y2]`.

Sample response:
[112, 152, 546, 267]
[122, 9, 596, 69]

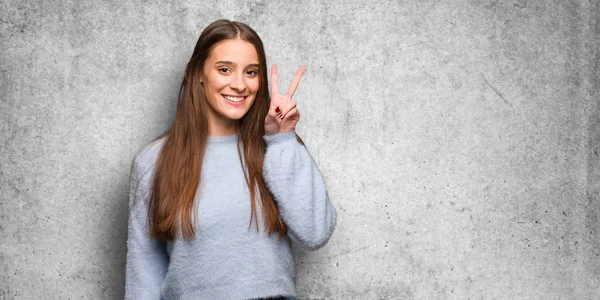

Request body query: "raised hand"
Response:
[264, 64, 306, 136]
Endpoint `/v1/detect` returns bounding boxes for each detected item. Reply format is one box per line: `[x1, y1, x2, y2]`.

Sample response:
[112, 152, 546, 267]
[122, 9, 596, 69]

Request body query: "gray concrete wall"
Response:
[1, 0, 598, 299]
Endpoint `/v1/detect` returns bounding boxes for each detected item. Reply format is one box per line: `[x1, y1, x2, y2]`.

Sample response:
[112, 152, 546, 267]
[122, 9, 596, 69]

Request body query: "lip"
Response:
[222, 94, 247, 107]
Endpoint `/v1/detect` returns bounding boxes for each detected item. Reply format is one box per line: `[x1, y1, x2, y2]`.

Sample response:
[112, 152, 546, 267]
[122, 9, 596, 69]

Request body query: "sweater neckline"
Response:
[207, 133, 238, 144]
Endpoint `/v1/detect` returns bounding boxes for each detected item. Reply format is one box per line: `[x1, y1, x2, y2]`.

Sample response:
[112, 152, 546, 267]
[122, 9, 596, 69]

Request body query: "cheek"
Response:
[249, 78, 260, 95]
[208, 76, 229, 92]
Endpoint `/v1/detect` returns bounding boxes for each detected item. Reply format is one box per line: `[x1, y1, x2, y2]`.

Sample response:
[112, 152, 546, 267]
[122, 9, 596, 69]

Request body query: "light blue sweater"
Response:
[125, 130, 337, 300]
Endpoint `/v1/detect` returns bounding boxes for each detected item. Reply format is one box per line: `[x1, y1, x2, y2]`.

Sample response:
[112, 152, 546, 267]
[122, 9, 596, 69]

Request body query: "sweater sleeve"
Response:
[124, 152, 169, 300]
[263, 130, 337, 250]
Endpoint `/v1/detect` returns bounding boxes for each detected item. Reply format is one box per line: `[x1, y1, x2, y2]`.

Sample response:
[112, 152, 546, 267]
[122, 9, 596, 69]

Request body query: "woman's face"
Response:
[201, 38, 260, 132]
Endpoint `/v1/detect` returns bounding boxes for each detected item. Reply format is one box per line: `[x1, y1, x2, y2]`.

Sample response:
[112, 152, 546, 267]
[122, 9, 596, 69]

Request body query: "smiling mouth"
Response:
[222, 94, 246, 102]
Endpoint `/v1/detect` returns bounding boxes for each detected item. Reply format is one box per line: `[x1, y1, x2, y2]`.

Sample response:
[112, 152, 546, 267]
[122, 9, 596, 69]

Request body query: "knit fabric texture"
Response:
[125, 130, 337, 300]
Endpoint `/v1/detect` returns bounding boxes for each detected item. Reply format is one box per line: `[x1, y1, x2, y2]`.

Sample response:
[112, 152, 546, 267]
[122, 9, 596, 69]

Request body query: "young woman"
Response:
[125, 19, 337, 300]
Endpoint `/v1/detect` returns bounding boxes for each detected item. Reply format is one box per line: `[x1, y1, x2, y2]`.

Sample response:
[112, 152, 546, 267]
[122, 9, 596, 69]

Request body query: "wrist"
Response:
[265, 129, 293, 136]
[263, 130, 297, 145]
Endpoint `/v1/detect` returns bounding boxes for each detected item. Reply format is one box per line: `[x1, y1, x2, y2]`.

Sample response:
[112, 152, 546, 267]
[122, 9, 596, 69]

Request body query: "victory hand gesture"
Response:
[264, 64, 306, 136]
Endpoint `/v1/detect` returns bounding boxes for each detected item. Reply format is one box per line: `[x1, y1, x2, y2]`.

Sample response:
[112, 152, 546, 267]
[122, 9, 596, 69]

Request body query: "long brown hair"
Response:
[145, 19, 288, 241]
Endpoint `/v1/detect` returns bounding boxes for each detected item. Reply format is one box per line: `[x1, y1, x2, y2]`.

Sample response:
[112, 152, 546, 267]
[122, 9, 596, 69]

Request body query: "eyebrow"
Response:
[215, 61, 260, 68]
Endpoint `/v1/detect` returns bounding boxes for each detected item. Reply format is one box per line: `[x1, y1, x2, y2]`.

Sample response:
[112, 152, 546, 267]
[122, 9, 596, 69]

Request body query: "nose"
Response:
[229, 72, 246, 92]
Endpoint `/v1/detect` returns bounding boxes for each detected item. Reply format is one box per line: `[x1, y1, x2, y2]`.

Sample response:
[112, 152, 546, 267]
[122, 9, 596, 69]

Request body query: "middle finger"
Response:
[285, 65, 307, 98]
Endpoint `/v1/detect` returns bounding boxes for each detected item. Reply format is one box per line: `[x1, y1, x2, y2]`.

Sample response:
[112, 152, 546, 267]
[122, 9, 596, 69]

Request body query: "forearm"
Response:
[263, 130, 337, 250]
[125, 156, 169, 299]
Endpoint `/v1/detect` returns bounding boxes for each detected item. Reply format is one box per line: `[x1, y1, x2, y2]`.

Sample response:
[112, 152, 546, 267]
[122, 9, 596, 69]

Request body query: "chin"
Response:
[225, 108, 251, 120]
[222, 103, 254, 120]
[226, 113, 246, 120]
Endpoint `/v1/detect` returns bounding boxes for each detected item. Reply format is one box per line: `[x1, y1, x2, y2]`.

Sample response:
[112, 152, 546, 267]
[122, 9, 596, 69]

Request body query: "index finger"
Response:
[270, 64, 279, 96]
[286, 65, 307, 98]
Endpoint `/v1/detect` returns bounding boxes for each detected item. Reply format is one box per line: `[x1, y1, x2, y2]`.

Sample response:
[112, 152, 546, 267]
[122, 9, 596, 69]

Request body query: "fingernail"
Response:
[275, 106, 281, 113]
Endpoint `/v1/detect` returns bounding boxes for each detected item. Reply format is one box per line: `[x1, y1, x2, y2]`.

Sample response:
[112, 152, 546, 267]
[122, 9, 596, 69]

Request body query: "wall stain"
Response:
[480, 73, 514, 108]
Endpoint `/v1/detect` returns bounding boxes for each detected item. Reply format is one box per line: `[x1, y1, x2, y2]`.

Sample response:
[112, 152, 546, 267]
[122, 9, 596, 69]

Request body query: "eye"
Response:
[246, 69, 258, 77]
[218, 67, 230, 73]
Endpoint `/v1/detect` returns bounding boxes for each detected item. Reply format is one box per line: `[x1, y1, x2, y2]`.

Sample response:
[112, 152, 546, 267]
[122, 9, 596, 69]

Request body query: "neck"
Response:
[208, 124, 236, 136]
[207, 114, 238, 136]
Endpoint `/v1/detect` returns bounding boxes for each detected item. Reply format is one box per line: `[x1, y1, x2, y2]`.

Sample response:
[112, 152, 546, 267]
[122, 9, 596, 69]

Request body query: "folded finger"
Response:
[269, 105, 283, 119]
[279, 100, 297, 119]
[281, 107, 299, 121]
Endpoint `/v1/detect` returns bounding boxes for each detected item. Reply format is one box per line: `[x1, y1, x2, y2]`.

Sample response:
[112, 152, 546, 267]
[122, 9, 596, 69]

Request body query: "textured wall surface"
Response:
[1, 0, 599, 299]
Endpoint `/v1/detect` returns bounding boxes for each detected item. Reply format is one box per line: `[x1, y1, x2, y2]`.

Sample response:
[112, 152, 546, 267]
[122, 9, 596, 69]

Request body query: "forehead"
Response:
[207, 38, 258, 63]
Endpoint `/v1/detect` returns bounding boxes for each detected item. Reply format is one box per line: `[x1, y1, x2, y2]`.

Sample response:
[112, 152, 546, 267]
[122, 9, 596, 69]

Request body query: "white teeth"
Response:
[223, 95, 244, 102]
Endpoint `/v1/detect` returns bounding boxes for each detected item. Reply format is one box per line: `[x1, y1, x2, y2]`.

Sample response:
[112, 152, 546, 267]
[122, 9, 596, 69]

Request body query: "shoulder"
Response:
[131, 136, 167, 179]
